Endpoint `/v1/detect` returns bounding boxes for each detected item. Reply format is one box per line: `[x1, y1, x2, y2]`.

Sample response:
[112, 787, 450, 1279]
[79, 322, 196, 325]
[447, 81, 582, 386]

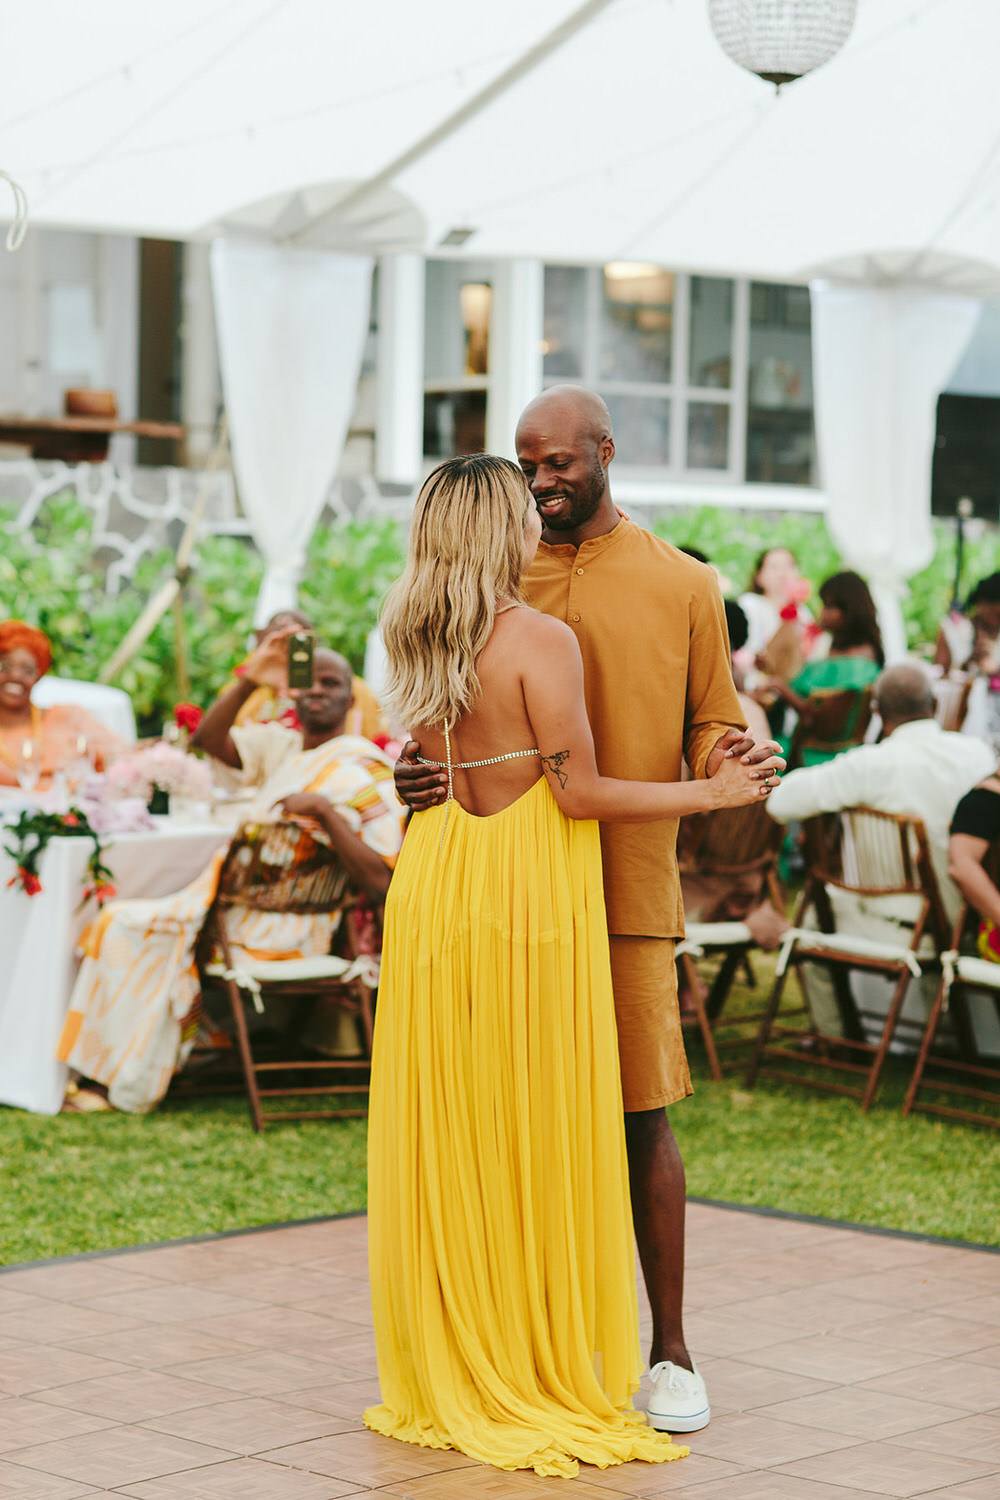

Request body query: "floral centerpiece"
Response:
[107, 743, 212, 815]
[4, 808, 116, 905]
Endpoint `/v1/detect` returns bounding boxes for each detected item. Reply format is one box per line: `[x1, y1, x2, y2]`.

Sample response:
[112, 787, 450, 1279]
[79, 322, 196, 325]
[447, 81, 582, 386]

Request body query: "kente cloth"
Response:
[56, 734, 404, 1113]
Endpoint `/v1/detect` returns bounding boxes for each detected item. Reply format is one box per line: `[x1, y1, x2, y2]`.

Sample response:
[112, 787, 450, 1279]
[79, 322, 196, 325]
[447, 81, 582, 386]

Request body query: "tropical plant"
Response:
[300, 516, 406, 671]
[0, 495, 406, 731]
[653, 506, 1000, 651]
[2, 491, 997, 729]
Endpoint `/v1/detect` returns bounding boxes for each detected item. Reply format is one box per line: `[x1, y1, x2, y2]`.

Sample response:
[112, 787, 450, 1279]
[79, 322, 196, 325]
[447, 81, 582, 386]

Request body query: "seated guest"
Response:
[768, 661, 993, 919]
[759, 570, 884, 766]
[934, 571, 1000, 674]
[935, 573, 1000, 747]
[949, 777, 1000, 960]
[58, 636, 405, 1114]
[725, 599, 773, 747]
[679, 602, 787, 951]
[767, 662, 994, 1040]
[0, 620, 125, 789]
[739, 546, 812, 662]
[235, 609, 387, 742]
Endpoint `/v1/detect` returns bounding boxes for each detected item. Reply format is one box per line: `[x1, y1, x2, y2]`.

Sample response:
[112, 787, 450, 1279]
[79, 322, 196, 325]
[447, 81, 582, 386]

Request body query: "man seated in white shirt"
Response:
[768, 661, 994, 916]
[766, 661, 995, 1039]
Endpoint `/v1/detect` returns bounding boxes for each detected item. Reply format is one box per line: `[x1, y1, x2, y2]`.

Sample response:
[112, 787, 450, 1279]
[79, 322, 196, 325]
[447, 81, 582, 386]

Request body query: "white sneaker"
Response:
[646, 1360, 711, 1433]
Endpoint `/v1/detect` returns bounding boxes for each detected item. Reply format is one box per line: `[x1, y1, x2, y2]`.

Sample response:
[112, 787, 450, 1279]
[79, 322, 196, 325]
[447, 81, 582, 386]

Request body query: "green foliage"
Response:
[300, 516, 407, 672]
[653, 505, 1000, 654]
[1, 1046, 993, 1263]
[4, 492, 1000, 737]
[652, 508, 844, 601]
[0, 1097, 370, 1264]
[0, 495, 405, 733]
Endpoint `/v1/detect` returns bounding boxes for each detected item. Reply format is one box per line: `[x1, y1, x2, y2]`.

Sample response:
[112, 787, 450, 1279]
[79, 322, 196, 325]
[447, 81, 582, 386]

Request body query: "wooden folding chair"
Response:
[675, 798, 786, 1078]
[931, 670, 973, 733]
[746, 807, 950, 1110]
[904, 848, 1000, 1130]
[788, 685, 873, 770]
[194, 820, 378, 1131]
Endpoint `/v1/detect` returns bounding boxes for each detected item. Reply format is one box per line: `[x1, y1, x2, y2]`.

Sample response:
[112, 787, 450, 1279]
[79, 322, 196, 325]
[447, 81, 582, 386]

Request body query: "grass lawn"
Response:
[3, 963, 998, 1265]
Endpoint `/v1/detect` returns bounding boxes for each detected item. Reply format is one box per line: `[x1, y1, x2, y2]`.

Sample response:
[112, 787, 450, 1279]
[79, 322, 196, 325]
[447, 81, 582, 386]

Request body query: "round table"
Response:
[0, 820, 228, 1114]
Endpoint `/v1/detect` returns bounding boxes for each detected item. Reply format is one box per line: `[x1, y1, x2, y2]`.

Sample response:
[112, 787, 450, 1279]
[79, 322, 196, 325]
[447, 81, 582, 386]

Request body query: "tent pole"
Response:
[286, 0, 617, 241]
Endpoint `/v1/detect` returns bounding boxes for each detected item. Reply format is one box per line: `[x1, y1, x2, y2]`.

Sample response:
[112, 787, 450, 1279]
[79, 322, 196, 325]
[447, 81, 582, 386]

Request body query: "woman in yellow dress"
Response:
[365, 455, 773, 1478]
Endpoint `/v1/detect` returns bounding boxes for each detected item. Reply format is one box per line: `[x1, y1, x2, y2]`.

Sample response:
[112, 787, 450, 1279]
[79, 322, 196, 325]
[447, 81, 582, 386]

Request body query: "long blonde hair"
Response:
[381, 453, 533, 730]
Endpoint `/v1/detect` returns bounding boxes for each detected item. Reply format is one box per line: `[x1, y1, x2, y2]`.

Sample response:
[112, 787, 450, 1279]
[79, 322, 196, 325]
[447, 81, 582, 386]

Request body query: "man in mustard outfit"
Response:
[396, 386, 783, 1432]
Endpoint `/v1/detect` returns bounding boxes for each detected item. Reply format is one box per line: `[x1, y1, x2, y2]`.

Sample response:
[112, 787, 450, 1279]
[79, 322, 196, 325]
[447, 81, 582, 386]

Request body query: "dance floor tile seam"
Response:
[0, 1206, 994, 1498]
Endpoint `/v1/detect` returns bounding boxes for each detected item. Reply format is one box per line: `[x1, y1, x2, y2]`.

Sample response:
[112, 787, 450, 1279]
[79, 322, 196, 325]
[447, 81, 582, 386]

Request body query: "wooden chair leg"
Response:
[741, 954, 757, 990]
[225, 978, 266, 1132]
[707, 948, 743, 1023]
[861, 968, 914, 1112]
[746, 960, 792, 1088]
[357, 983, 375, 1055]
[903, 975, 948, 1116]
[679, 951, 722, 1081]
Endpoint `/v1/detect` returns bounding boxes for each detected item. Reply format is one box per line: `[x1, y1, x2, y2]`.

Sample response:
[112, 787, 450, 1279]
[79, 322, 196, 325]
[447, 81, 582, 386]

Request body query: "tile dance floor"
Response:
[0, 1204, 997, 1498]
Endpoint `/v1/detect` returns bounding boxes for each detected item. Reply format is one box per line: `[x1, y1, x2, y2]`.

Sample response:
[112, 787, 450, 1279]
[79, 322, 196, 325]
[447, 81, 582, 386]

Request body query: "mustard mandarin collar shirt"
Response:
[522, 516, 744, 937]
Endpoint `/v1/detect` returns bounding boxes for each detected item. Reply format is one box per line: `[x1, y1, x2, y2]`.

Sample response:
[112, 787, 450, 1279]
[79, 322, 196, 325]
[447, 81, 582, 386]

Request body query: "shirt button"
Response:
[576, 567, 584, 575]
[572, 613, 581, 622]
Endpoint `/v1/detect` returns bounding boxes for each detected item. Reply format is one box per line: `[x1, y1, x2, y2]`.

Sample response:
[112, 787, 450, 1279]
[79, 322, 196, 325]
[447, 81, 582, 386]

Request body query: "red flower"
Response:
[372, 733, 391, 750]
[779, 602, 800, 623]
[19, 869, 42, 896]
[174, 702, 203, 734]
[278, 707, 302, 730]
[93, 882, 117, 905]
[62, 812, 80, 827]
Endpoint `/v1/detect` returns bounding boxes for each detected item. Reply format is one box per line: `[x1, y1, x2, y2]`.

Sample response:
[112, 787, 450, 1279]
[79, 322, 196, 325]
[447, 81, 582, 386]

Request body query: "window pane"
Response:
[689, 276, 733, 389]
[599, 263, 673, 383]
[746, 282, 816, 485]
[424, 261, 493, 380]
[423, 391, 487, 458]
[687, 402, 730, 470]
[543, 266, 587, 378]
[604, 393, 670, 466]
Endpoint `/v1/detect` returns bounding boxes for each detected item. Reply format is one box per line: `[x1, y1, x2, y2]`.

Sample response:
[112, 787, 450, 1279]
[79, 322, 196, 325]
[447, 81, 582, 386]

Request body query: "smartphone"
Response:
[287, 632, 314, 690]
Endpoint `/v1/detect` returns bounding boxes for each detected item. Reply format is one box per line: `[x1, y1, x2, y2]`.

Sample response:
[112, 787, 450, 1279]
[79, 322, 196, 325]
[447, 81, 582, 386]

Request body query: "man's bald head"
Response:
[516, 386, 613, 447]
[874, 661, 936, 729]
[515, 385, 616, 537]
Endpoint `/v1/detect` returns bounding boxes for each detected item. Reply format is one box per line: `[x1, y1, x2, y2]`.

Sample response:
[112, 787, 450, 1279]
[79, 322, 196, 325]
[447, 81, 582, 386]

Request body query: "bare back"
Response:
[413, 607, 544, 817]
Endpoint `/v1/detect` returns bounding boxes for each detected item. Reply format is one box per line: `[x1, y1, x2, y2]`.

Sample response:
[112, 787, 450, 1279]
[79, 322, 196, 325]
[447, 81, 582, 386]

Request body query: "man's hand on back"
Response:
[394, 740, 448, 811]
[705, 728, 786, 782]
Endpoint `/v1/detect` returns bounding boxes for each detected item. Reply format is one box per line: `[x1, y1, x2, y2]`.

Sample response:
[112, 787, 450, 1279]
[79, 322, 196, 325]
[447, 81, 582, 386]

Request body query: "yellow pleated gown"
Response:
[365, 776, 688, 1478]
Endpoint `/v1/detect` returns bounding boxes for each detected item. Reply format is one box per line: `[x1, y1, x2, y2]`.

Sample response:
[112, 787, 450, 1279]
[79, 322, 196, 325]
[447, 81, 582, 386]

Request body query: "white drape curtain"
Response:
[810, 282, 981, 663]
[210, 239, 373, 623]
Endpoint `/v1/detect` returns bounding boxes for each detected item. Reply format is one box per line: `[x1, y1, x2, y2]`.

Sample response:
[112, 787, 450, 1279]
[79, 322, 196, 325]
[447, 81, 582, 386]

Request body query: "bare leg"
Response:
[624, 1107, 692, 1372]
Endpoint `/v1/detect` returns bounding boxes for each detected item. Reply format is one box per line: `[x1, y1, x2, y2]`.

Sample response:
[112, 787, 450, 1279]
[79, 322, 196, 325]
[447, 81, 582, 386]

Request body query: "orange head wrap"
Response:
[0, 620, 53, 677]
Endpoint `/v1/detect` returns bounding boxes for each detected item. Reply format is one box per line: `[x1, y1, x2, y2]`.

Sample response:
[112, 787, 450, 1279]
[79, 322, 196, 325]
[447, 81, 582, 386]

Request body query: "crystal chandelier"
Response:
[708, 1, 858, 87]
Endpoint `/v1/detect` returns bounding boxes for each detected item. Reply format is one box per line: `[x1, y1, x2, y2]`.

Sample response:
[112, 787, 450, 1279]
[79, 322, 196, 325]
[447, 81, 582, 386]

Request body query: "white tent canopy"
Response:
[5, 0, 997, 656]
[3, 0, 1000, 288]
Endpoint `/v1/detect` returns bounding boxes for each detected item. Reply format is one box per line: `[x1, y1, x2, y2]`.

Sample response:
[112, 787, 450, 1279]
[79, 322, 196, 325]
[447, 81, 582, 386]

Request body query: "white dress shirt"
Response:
[768, 718, 995, 918]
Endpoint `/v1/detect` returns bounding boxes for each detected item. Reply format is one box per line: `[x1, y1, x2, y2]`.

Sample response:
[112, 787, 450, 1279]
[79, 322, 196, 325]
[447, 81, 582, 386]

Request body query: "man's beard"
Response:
[541, 459, 606, 531]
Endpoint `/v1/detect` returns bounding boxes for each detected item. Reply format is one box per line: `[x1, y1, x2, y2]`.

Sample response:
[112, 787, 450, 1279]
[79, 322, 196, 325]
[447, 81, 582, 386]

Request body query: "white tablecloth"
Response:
[0, 821, 228, 1114]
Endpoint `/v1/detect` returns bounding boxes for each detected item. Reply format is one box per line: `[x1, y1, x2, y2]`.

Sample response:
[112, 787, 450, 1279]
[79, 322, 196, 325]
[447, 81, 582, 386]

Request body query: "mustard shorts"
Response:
[608, 936, 693, 1113]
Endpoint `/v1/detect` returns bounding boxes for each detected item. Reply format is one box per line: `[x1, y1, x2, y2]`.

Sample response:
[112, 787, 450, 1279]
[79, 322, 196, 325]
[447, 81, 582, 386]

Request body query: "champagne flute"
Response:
[66, 734, 90, 799]
[17, 738, 40, 795]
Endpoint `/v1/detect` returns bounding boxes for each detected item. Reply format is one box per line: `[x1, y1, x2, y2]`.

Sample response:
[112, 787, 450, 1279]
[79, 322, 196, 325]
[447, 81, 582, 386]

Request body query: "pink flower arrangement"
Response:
[106, 743, 212, 803]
